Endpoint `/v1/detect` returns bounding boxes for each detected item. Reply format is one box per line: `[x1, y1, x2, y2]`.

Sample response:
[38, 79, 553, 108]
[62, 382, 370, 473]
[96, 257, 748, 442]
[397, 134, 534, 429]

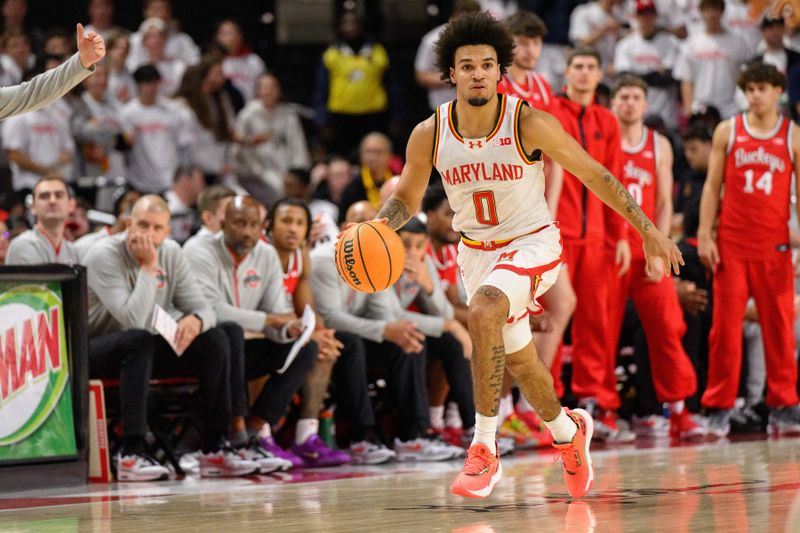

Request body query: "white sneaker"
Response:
[349, 440, 397, 465]
[199, 448, 259, 477]
[497, 436, 516, 457]
[394, 437, 456, 462]
[116, 453, 169, 482]
[632, 414, 670, 436]
[237, 440, 293, 473]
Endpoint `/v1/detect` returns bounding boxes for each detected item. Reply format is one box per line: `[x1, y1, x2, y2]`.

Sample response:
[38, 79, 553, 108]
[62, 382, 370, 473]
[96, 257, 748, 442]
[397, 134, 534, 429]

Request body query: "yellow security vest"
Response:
[322, 42, 389, 115]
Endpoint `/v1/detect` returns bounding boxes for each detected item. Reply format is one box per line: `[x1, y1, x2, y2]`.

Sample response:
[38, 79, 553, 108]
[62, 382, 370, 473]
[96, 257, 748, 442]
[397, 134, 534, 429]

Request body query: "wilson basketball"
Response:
[335, 222, 405, 293]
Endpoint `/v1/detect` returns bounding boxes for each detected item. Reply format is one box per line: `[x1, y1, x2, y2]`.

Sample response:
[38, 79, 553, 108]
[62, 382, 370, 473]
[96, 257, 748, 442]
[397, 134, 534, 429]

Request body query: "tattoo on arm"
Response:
[377, 198, 411, 230]
[602, 172, 653, 233]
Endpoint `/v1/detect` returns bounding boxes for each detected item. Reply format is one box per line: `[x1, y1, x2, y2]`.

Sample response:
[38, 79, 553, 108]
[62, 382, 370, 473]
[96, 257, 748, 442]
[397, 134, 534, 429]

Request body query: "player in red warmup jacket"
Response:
[698, 61, 800, 437]
[609, 74, 705, 441]
[549, 48, 630, 439]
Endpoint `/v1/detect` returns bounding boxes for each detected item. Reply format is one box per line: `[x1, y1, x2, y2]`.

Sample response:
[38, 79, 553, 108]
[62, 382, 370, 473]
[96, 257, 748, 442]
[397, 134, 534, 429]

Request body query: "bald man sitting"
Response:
[183, 196, 318, 469]
[85, 195, 258, 481]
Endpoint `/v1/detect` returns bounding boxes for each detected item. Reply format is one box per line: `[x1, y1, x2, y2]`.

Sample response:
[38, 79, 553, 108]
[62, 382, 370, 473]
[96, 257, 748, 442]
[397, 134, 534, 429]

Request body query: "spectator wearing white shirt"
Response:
[126, 17, 186, 98]
[234, 74, 311, 206]
[105, 31, 136, 107]
[84, 0, 124, 42]
[127, 0, 199, 68]
[173, 58, 237, 182]
[614, 0, 681, 128]
[3, 55, 76, 192]
[0, 29, 33, 86]
[673, 0, 753, 119]
[570, 0, 627, 78]
[723, 0, 765, 58]
[70, 62, 127, 179]
[623, 0, 688, 38]
[414, 0, 480, 112]
[214, 19, 265, 103]
[119, 65, 192, 194]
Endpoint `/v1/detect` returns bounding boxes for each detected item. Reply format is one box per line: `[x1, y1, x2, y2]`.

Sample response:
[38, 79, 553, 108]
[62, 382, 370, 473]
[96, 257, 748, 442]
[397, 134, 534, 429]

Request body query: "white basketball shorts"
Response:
[457, 223, 562, 353]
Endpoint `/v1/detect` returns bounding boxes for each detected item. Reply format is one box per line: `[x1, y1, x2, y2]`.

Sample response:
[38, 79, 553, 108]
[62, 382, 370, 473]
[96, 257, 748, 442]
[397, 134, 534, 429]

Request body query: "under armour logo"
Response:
[468, 140, 483, 149]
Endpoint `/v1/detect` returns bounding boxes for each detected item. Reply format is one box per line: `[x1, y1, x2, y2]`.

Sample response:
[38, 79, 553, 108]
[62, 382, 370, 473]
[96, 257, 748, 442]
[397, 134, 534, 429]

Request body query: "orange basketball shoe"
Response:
[450, 442, 502, 499]
[552, 408, 594, 498]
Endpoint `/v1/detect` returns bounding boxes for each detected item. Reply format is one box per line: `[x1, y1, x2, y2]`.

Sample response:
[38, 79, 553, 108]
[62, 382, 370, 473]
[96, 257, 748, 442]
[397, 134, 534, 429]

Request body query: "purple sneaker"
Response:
[291, 435, 351, 467]
[258, 435, 303, 468]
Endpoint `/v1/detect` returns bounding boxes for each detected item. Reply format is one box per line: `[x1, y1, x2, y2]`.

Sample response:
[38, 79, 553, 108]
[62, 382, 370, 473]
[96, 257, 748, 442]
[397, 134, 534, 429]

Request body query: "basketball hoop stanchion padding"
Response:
[88, 380, 111, 483]
[0, 265, 89, 491]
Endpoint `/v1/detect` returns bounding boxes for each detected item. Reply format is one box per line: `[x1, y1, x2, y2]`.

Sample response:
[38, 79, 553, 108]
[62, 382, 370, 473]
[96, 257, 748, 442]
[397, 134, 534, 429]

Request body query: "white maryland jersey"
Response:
[432, 94, 552, 241]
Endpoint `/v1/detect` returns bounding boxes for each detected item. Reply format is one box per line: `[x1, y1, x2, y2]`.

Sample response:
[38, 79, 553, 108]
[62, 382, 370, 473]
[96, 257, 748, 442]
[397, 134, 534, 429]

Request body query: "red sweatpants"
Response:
[560, 241, 618, 409]
[606, 258, 697, 403]
[701, 252, 797, 409]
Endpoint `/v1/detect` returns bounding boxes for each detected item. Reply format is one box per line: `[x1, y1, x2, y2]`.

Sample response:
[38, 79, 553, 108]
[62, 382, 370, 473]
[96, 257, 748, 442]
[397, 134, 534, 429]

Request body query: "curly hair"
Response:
[737, 61, 786, 91]
[434, 12, 514, 85]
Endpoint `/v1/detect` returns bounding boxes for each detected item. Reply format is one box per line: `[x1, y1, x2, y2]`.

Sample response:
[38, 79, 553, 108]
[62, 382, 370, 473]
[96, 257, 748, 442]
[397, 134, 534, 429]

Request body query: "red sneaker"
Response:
[450, 443, 502, 499]
[670, 409, 707, 441]
[442, 427, 464, 447]
[552, 408, 594, 498]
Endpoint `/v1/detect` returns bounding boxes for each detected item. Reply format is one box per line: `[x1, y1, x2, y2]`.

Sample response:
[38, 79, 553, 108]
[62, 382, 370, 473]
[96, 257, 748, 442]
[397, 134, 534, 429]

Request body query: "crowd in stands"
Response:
[3, 0, 800, 481]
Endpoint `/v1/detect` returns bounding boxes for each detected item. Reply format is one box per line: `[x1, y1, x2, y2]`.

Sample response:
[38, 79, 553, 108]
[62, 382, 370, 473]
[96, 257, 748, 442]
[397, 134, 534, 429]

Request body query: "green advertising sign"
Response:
[0, 282, 76, 461]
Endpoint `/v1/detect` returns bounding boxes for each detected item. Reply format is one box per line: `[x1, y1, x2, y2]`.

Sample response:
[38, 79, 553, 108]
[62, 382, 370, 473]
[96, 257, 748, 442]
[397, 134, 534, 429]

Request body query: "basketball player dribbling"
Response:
[374, 13, 682, 499]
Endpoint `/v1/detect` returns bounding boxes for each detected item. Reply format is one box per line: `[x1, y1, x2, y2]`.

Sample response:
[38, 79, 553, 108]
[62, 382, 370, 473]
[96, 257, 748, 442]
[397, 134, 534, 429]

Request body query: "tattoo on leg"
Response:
[377, 198, 410, 230]
[602, 172, 653, 233]
[487, 344, 505, 416]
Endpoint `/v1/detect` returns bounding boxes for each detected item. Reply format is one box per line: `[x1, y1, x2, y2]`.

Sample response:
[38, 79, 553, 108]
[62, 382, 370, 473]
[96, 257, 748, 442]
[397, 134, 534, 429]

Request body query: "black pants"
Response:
[89, 328, 231, 448]
[331, 332, 376, 442]
[364, 339, 429, 441]
[426, 333, 475, 430]
[88, 329, 154, 437]
[232, 335, 318, 426]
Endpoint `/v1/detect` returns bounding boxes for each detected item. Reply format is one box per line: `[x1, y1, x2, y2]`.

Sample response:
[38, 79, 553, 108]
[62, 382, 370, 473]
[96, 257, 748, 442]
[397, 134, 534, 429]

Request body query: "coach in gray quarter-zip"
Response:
[184, 196, 317, 451]
[0, 24, 104, 120]
[84, 195, 250, 481]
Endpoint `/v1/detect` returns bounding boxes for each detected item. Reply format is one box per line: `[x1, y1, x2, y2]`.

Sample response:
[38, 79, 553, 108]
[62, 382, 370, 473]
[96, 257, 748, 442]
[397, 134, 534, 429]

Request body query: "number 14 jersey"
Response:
[720, 113, 793, 256]
[432, 94, 552, 241]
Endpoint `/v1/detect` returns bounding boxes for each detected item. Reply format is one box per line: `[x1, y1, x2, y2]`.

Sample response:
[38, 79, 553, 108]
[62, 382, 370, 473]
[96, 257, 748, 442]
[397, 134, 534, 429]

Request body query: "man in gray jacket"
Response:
[6, 176, 78, 264]
[0, 23, 105, 124]
[85, 195, 258, 481]
[311, 201, 459, 462]
[183, 196, 317, 469]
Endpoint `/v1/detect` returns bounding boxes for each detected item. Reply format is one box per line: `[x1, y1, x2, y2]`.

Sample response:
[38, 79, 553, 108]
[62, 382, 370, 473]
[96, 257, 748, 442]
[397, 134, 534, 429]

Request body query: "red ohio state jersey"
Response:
[496, 72, 553, 112]
[283, 248, 302, 295]
[426, 242, 458, 288]
[621, 127, 658, 260]
[720, 114, 793, 256]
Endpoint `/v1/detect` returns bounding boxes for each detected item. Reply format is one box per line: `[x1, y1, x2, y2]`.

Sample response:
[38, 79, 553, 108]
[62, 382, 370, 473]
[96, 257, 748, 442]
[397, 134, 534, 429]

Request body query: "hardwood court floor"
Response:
[2, 436, 800, 532]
